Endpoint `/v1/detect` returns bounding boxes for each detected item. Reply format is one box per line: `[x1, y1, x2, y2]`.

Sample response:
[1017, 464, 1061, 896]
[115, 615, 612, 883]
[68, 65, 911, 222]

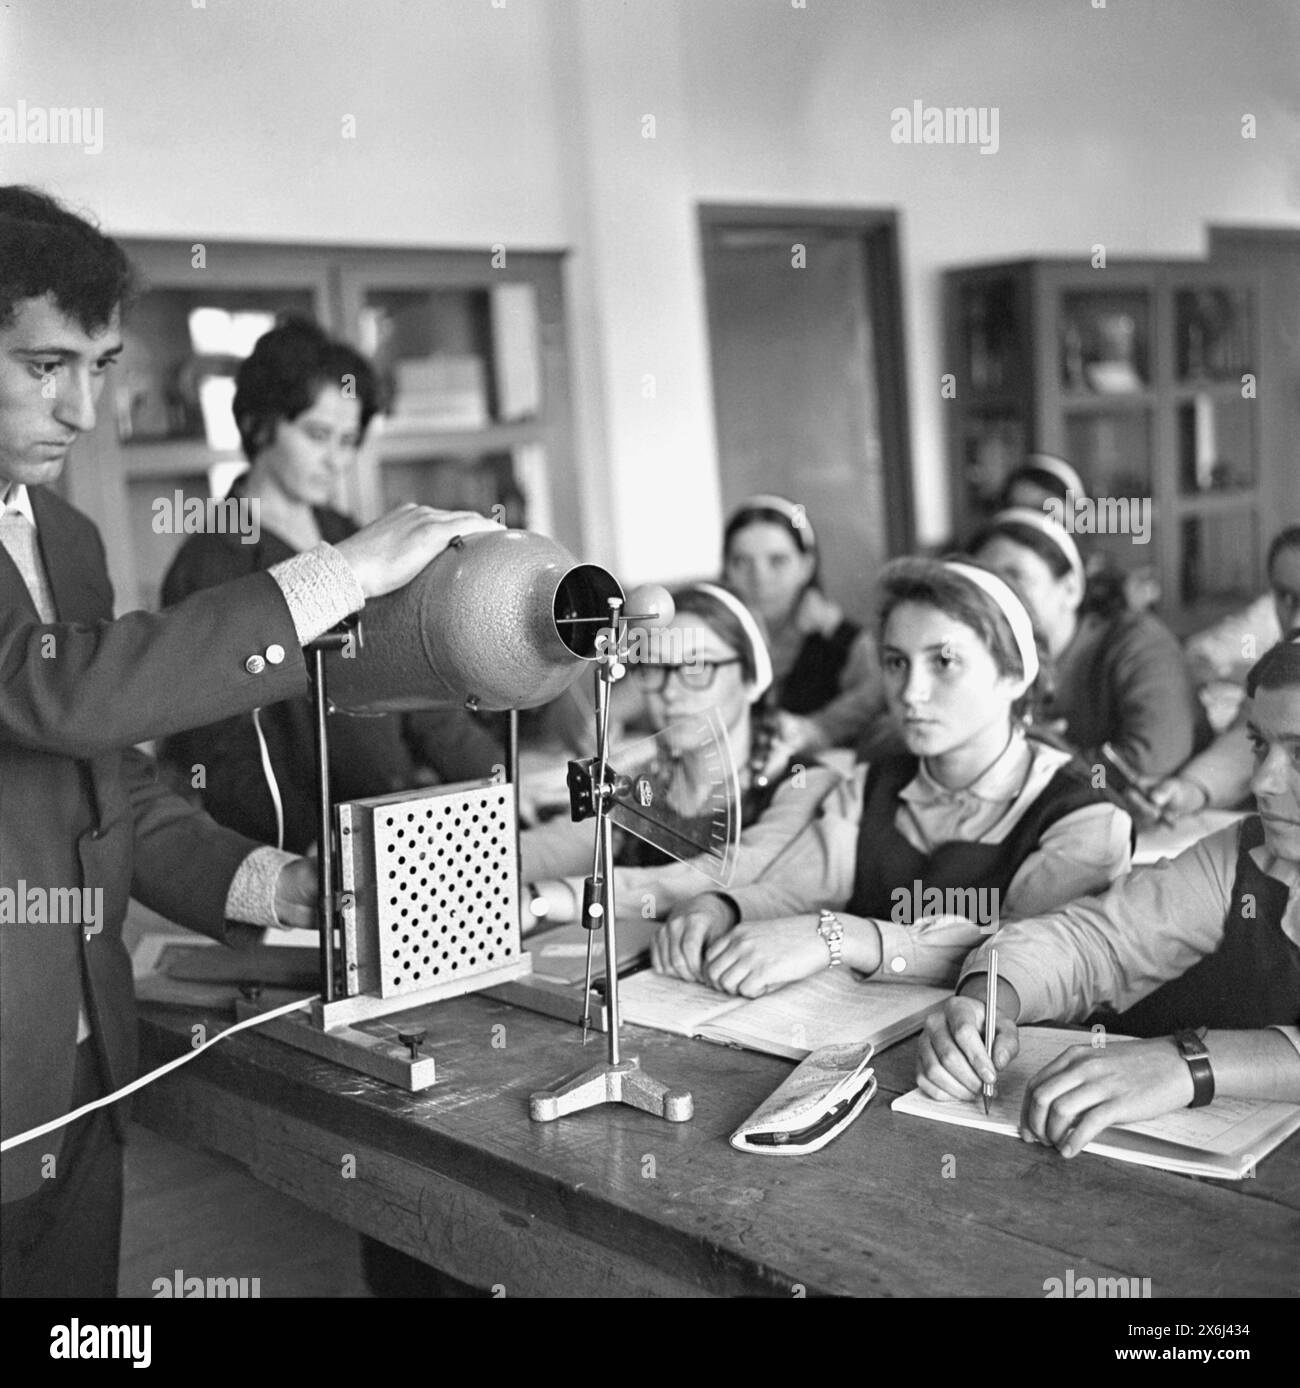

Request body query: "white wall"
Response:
[4, 0, 1296, 581]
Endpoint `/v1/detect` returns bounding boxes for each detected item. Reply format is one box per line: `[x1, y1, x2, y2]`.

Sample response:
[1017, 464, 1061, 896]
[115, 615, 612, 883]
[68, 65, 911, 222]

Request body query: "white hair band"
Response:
[731, 494, 817, 554]
[692, 582, 775, 698]
[1024, 454, 1087, 501]
[992, 507, 1086, 589]
[942, 562, 1040, 687]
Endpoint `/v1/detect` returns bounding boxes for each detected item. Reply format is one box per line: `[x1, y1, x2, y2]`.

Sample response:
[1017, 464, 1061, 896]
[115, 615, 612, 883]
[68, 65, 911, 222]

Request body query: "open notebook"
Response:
[617, 968, 949, 1062]
[891, 1025, 1300, 1179]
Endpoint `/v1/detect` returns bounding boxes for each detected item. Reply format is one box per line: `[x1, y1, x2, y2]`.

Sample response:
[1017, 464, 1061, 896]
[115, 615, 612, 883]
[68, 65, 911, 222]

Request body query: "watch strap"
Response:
[1173, 1028, 1214, 1108]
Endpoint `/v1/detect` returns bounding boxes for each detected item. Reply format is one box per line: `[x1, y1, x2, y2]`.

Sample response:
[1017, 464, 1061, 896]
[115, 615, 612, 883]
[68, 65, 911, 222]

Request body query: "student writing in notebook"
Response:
[652, 558, 1132, 994]
[917, 638, 1300, 1158]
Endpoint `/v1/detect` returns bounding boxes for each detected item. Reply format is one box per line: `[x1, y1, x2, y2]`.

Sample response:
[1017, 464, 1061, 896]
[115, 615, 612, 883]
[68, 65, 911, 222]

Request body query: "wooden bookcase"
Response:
[65, 239, 577, 614]
[943, 258, 1267, 634]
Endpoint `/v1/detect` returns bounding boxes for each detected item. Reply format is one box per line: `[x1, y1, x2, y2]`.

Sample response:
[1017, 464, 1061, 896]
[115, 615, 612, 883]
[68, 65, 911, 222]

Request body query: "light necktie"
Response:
[0, 508, 57, 621]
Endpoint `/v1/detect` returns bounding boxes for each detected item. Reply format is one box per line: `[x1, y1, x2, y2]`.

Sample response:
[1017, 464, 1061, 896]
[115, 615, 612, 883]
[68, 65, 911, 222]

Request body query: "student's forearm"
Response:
[1202, 1030, 1300, 1103]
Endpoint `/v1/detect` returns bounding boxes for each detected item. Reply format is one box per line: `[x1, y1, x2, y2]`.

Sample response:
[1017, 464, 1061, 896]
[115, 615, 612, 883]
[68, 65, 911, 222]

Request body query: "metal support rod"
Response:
[310, 644, 336, 1003]
[601, 812, 620, 1068]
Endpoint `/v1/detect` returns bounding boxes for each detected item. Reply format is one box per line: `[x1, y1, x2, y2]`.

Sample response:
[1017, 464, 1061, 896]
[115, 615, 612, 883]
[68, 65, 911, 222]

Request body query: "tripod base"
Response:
[530, 1057, 693, 1123]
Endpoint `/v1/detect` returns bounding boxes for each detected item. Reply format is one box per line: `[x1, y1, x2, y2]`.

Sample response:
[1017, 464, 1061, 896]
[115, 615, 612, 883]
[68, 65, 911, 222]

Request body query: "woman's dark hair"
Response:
[877, 556, 1032, 685]
[968, 515, 1128, 620]
[234, 317, 380, 461]
[672, 584, 763, 687]
[1001, 463, 1072, 507]
[1245, 638, 1300, 698]
[971, 516, 1073, 583]
[1266, 525, 1300, 574]
[0, 185, 137, 332]
[723, 501, 821, 590]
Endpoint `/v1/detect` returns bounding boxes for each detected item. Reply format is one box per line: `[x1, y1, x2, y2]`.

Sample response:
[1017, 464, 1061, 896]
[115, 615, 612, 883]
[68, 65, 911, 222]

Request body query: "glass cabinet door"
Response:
[1059, 290, 1152, 395]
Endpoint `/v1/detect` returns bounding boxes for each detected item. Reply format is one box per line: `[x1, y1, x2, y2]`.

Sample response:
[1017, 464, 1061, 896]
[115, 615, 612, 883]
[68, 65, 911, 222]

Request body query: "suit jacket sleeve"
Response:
[0, 568, 308, 757]
[123, 748, 266, 948]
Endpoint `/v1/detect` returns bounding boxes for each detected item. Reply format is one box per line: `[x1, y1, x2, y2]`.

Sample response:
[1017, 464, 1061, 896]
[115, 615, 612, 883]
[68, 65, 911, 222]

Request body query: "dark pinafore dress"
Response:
[846, 753, 1113, 920]
[1090, 816, 1300, 1036]
[779, 620, 861, 717]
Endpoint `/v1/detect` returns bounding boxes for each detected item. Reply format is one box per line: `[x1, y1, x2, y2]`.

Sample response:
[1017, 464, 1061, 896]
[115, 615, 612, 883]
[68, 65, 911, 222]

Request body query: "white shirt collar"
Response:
[0, 483, 37, 527]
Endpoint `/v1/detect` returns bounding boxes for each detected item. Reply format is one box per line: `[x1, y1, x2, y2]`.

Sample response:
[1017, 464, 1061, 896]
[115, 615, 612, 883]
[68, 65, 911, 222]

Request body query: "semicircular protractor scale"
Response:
[603, 708, 742, 885]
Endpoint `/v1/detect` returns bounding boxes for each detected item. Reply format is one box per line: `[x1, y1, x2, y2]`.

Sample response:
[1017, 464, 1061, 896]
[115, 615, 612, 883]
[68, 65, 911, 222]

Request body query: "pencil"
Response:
[1100, 741, 1178, 829]
[982, 948, 998, 1115]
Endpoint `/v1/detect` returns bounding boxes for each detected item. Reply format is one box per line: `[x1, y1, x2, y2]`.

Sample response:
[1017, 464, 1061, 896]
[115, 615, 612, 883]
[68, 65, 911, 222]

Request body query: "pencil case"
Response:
[730, 1041, 877, 1155]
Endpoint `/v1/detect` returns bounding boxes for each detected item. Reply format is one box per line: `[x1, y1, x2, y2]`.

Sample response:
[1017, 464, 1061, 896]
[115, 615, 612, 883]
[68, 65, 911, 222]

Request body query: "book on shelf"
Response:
[891, 1025, 1300, 1179]
[617, 967, 949, 1062]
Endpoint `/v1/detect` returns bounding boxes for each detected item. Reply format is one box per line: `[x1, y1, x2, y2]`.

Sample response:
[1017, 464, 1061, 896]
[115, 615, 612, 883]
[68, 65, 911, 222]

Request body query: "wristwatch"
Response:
[816, 909, 844, 970]
[1172, 1028, 1214, 1108]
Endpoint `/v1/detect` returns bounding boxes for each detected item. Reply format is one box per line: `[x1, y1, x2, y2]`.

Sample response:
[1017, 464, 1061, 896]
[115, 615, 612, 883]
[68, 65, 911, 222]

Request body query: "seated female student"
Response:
[523, 582, 847, 923]
[722, 494, 886, 758]
[1151, 524, 1300, 817]
[971, 508, 1200, 778]
[918, 638, 1300, 1156]
[1000, 453, 1086, 513]
[652, 558, 1133, 994]
[162, 319, 502, 851]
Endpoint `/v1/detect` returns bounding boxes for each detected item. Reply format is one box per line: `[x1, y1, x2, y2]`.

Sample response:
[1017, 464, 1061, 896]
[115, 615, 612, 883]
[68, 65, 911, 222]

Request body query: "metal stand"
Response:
[307, 625, 356, 1002]
[530, 597, 694, 1123]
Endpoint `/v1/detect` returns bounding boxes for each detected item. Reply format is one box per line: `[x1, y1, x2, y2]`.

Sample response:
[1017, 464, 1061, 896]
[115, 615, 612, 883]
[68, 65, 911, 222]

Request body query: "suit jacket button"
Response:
[265, 643, 286, 665]
[245, 654, 266, 675]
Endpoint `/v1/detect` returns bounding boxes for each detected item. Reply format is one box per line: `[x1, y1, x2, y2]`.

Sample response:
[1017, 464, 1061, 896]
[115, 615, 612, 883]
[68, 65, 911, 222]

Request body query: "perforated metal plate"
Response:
[367, 784, 520, 998]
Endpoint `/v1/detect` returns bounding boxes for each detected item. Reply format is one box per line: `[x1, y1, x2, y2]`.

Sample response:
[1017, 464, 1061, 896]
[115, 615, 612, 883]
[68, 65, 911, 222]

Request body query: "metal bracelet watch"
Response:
[1172, 1027, 1214, 1108]
[816, 909, 844, 969]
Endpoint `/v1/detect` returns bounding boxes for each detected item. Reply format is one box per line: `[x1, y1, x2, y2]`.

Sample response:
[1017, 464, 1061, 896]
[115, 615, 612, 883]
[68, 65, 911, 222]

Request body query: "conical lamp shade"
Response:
[327, 529, 622, 714]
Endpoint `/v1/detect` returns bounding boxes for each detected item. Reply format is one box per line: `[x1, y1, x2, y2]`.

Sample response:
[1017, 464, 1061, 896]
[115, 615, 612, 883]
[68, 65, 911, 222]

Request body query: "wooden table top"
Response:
[136, 993, 1300, 1299]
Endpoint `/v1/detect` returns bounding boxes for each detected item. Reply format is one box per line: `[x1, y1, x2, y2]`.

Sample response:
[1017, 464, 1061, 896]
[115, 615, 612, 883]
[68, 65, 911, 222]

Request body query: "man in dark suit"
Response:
[0, 186, 498, 1296]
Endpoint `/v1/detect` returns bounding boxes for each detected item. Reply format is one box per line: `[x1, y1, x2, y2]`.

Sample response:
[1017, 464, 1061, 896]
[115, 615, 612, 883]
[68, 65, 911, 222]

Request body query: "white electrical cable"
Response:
[0, 993, 319, 1153]
[251, 705, 285, 851]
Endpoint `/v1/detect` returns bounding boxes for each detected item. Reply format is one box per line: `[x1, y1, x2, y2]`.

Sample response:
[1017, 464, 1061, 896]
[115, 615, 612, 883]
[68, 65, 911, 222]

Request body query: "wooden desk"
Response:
[135, 995, 1300, 1299]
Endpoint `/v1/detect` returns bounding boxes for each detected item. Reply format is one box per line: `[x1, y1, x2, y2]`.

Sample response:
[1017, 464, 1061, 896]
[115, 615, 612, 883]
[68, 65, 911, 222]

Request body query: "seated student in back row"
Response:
[919, 638, 1300, 1157]
[971, 509, 1201, 778]
[722, 495, 886, 762]
[523, 582, 847, 922]
[652, 557, 1132, 993]
[1151, 524, 1300, 818]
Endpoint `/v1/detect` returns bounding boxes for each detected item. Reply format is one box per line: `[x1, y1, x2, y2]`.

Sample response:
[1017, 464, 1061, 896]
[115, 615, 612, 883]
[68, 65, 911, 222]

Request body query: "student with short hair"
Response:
[0, 185, 498, 1296]
[161, 319, 503, 852]
[918, 638, 1300, 1158]
[652, 557, 1132, 995]
[972, 509, 1201, 777]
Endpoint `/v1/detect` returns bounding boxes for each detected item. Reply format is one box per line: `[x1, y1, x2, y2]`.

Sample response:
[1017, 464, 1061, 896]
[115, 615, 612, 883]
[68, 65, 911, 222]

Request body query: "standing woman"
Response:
[723, 494, 885, 757]
[162, 319, 502, 851]
[653, 558, 1133, 994]
[971, 508, 1201, 778]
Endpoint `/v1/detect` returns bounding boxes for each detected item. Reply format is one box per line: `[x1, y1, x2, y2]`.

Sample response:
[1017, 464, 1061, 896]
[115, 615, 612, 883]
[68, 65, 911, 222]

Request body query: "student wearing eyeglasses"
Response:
[652, 557, 1133, 995]
[521, 583, 848, 923]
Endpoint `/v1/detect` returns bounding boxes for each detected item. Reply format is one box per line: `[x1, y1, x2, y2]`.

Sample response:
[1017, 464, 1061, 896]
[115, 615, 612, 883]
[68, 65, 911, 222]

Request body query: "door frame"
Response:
[697, 202, 915, 554]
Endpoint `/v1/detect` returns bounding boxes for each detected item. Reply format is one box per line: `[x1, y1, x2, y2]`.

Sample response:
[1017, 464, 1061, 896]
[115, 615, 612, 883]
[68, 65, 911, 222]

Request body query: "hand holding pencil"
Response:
[915, 966, 1023, 1105]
